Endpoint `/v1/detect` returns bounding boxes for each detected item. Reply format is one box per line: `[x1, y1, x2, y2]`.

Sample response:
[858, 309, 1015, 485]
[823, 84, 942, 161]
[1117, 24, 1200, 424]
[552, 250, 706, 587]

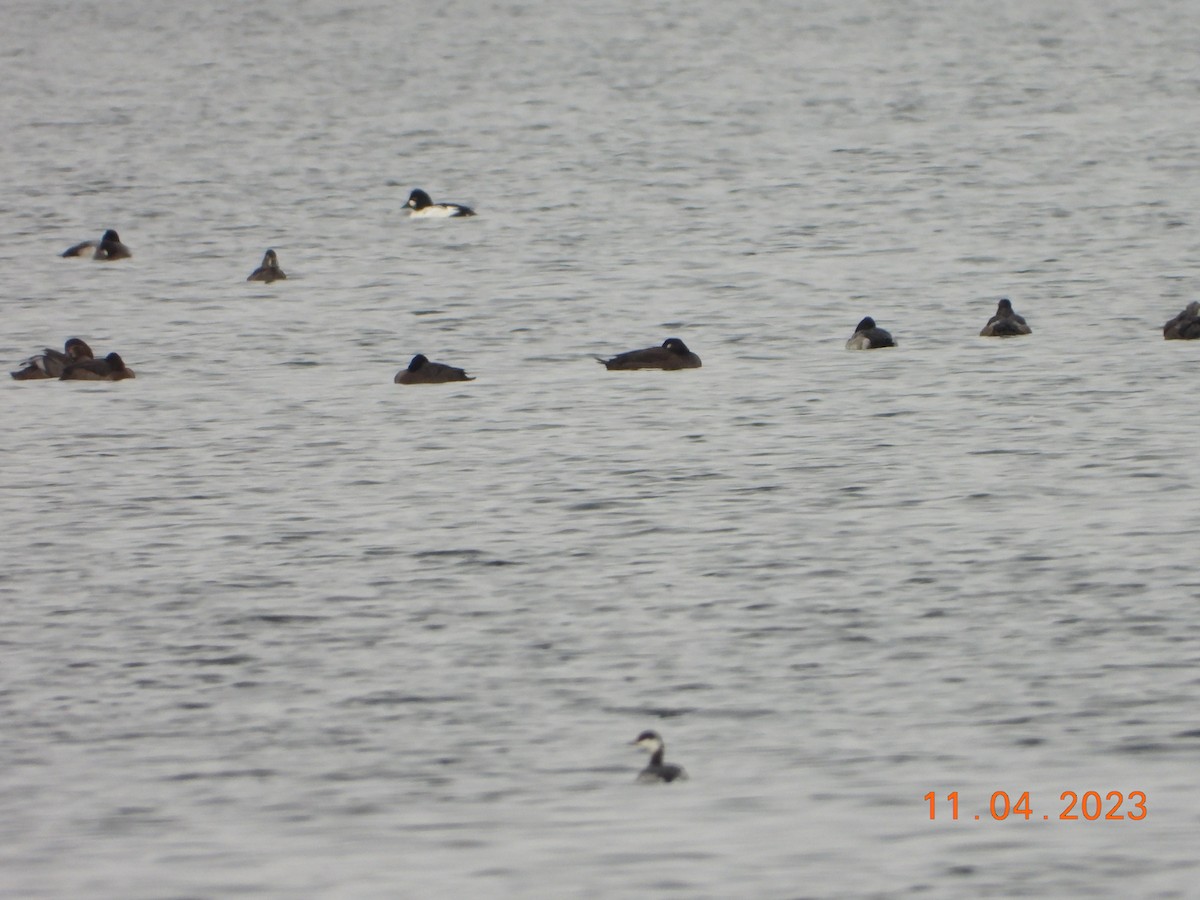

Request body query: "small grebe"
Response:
[631, 730, 688, 783]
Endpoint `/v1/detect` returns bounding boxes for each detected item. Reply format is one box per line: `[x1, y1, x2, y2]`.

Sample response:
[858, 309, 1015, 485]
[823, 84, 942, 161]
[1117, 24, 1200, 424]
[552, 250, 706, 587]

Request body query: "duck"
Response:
[247, 249, 287, 283]
[845, 316, 896, 350]
[60, 352, 135, 381]
[404, 188, 476, 218]
[597, 337, 702, 370]
[631, 730, 688, 783]
[61, 229, 132, 260]
[11, 338, 94, 380]
[980, 298, 1032, 336]
[394, 353, 475, 384]
[1163, 301, 1200, 340]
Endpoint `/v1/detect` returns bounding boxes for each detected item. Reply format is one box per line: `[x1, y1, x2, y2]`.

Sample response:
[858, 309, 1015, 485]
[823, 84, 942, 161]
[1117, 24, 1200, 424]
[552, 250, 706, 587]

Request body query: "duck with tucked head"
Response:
[845, 316, 896, 350]
[11, 338, 94, 380]
[247, 249, 287, 283]
[598, 337, 702, 370]
[1163, 301, 1200, 340]
[62, 229, 131, 260]
[394, 353, 475, 384]
[404, 188, 476, 218]
[60, 352, 135, 381]
[631, 730, 688, 783]
[980, 298, 1032, 336]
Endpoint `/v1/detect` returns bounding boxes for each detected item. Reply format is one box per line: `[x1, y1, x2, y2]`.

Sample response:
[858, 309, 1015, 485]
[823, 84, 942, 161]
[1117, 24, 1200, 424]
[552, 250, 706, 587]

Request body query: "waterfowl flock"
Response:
[13, 193, 1200, 793]
[12, 195, 1200, 387]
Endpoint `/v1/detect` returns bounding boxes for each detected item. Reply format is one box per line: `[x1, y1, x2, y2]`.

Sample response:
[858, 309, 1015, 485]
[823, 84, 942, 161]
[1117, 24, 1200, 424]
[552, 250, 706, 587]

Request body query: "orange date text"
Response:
[924, 790, 1146, 822]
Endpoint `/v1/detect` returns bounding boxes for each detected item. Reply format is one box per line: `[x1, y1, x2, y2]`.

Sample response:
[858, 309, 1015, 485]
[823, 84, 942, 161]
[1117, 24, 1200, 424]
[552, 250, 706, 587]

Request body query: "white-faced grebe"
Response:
[631, 730, 688, 783]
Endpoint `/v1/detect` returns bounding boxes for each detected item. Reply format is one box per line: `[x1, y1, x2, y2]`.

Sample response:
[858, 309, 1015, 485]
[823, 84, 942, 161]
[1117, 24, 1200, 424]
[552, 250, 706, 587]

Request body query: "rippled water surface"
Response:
[3, 1, 1200, 897]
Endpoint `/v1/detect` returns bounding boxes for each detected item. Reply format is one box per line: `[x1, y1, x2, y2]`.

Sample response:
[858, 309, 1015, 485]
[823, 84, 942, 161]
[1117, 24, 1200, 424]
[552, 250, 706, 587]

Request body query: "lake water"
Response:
[2, 0, 1199, 897]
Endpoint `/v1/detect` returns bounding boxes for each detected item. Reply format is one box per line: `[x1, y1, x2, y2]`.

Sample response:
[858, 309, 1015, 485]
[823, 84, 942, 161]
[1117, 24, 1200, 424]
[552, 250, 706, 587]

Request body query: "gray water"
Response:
[2, 0, 1199, 897]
